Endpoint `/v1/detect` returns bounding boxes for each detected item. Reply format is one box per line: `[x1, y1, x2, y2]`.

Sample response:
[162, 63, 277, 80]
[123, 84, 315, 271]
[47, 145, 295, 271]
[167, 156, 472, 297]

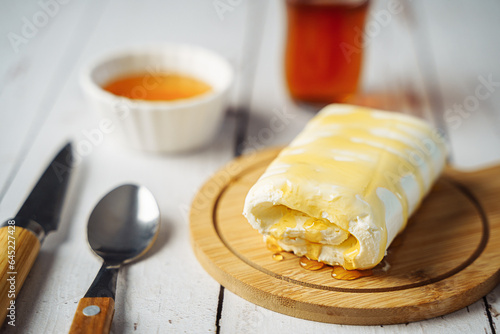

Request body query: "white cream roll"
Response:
[243, 104, 447, 269]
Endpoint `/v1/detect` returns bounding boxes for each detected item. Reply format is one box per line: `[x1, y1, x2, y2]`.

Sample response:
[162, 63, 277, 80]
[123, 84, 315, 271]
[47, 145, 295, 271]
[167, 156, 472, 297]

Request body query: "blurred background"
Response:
[1, 0, 500, 171]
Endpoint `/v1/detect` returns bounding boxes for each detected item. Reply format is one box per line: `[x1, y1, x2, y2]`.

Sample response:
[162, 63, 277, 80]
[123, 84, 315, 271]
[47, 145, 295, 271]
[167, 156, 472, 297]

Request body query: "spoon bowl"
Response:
[88, 185, 160, 265]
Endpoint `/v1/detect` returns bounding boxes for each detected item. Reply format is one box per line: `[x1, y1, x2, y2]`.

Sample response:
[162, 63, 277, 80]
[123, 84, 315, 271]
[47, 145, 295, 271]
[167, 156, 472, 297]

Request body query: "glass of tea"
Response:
[285, 0, 370, 105]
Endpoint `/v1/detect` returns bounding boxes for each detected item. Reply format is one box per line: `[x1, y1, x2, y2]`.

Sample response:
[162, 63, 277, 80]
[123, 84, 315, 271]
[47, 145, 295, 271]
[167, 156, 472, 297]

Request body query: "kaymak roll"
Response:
[243, 104, 447, 270]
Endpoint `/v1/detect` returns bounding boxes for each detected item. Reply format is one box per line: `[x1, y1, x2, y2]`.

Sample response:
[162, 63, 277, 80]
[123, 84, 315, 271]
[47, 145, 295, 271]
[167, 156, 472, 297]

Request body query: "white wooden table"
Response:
[1, 0, 500, 333]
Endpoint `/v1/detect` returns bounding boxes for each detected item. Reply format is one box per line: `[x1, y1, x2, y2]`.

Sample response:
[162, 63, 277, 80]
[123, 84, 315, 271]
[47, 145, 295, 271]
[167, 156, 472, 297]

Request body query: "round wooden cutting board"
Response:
[190, 148, 500, 325]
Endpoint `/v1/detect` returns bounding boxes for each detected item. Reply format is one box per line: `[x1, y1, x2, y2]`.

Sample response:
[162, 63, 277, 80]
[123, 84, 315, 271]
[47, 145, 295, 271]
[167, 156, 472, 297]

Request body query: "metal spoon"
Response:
[69, 184, 160, 334]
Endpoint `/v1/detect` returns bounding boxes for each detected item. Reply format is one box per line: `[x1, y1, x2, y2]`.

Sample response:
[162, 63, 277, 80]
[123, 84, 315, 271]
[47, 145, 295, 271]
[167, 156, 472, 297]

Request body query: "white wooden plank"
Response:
[418, 0, 500, 169]
[485, 284, 500, 332]
[0, 123, 238, 333]
[0, 0, 107, 199]
[221, 289, 491, 334]
[0, 0, 248, 332]
[0, 0, 248, 199]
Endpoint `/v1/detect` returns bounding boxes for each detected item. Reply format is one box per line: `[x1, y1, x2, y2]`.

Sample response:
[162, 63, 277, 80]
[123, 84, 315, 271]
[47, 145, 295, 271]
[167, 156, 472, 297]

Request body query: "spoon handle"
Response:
[69, 263, 118, 334]
[68, 297, 114, 334]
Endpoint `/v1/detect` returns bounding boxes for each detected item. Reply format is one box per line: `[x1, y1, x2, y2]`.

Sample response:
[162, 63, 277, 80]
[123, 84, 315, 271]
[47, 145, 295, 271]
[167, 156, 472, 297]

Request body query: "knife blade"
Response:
[0, 142, 73, 325]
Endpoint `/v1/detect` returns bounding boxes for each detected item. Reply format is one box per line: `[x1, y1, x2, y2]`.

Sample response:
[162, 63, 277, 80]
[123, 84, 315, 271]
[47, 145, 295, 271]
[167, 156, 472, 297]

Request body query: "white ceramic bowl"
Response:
[81, 44, 233, 153]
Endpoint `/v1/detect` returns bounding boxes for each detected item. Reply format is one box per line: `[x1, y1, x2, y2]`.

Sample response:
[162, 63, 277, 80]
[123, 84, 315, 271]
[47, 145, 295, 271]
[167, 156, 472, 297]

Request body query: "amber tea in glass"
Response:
[285, 0, 370, 105]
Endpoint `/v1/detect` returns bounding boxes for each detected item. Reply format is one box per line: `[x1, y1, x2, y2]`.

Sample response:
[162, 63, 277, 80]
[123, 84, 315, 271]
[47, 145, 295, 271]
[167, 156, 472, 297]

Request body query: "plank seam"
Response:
[224, 0, 270, 331]
[484, 296, 497, 334]
[233, 1, 269, 157]
[215, 285, 225, 334]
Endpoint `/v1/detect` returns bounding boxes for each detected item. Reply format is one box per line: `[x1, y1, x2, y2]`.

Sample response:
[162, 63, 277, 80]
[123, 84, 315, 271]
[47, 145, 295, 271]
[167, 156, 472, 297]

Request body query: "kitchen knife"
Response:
[0, 143, 73, 324]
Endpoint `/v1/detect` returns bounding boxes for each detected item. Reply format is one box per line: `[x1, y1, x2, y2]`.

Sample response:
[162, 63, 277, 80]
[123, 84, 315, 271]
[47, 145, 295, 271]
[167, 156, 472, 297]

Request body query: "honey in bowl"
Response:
[103, 73, 212, 101]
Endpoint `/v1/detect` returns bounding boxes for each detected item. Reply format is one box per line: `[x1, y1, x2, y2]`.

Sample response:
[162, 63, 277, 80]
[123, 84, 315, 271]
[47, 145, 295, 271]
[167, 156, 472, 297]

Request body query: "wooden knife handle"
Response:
[69, 297, 115, 334]
[0, 224, 41, 324]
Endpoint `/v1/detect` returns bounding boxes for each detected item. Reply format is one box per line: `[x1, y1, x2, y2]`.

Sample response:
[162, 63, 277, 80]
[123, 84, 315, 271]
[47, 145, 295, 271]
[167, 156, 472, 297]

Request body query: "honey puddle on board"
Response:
[299, 256, 325, 271]
[272, 253, 284, 261]
[299, 256, 373, 280]
[300, 256, 373, 280]
[331, 266, 373, 280]
[266, 236, 373, 280]
[267, 237, 284, 261]
[103, 73, 212, 101]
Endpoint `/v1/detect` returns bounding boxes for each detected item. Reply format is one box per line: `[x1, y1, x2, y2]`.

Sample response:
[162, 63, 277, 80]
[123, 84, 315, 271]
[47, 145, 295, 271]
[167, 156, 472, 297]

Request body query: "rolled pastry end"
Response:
[243, 181, 384, 270]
